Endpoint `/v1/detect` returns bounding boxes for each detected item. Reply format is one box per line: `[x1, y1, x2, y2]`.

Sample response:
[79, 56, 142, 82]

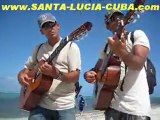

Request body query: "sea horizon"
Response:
[1, 92, 160, 101]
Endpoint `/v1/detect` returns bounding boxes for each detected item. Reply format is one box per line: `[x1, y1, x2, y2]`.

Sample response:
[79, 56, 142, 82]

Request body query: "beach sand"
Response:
[150, 104, 160, 120]
[76, 104, 160, 120]
[0, 105, 160, 120]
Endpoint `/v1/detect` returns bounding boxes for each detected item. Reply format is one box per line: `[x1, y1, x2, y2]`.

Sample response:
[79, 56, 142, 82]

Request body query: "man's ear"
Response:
[40, 29, 44, 35]
[56, 23, 60, 30]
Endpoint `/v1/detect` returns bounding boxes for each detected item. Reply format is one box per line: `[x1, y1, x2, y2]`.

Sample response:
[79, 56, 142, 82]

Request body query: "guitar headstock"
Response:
[124, 0, 146, 25]
[68, 22, 92, 41]
[117, 0, 146, 38]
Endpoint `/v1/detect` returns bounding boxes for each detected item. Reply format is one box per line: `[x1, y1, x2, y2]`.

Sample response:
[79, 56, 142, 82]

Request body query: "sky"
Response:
[0, 0, 160, 97]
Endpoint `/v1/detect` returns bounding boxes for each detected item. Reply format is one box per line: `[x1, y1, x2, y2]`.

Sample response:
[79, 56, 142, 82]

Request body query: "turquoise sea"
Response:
[0, 92, 160, 119]
[0, 92, 93, 119]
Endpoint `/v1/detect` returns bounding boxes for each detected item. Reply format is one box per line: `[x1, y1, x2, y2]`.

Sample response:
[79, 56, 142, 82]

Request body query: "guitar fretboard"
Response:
[100, 51, 113, 78]
[47, 37, 69, 64]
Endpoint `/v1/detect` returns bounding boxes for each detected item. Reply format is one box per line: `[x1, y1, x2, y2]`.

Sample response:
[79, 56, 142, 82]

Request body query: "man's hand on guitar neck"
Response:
[39, 62, 60, 79]
[108, 34, 128, 58]
[84, 71, 97, 84]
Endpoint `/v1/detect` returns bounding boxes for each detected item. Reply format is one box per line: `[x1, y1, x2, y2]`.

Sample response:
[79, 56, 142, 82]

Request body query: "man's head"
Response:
[38, 13, 57, 29]
[105, 10, 124, 32]
[37, 13, 60, 40]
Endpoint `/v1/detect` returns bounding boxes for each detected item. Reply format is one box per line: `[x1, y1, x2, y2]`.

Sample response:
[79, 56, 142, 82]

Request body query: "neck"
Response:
[48, 36, 60, 46]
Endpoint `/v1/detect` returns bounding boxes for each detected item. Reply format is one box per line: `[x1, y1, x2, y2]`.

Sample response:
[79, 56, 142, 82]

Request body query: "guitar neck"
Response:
[100, 50, 113, 76]
[46, 37, 69, 64]
[44, 21, 92, 64]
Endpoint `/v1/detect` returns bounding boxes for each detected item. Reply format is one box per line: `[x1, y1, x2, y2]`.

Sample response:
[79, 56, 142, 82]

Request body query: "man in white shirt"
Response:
[84, 10, 151, 120]
[18, 13, 81, 120]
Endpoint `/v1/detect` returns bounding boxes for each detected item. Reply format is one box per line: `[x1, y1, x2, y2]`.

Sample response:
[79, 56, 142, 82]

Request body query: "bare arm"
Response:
[61, 70, 80, 83]
[108, 36, 149, 70]
[120, 45, 149, 70]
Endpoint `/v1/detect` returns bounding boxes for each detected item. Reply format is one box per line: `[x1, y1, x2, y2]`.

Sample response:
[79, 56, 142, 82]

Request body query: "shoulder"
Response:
[68, 41, 80, 50]
[132, 29, 150, 49]
[133, 30, 148, 39]
[35, 42, 45, 49]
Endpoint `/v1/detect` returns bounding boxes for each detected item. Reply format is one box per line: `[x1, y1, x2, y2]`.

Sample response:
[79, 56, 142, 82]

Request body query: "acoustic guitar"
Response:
[93, 0, 146, 110]
[20, 22, 92, 111]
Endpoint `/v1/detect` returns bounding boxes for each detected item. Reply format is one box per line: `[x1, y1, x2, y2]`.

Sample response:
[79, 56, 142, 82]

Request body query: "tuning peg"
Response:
[136, 14, 140, 19]
[76, 35, 83, 41]
[128, 16, 134, 23]
[84, 33, 88, 38]
[75, 39, 80, 42]
[140, 10, 145, 13]
[132, 19, 137, 23]
[73, 30, 89, 41]
[81, 31, 86, 37]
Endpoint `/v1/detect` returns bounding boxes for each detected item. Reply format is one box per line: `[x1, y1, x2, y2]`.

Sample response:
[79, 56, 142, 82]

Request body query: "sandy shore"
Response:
[150, 104, 160, 120]
[76, 110, 104, 120]
[0, 105, 160, 120]
[75, 105, 160, 120]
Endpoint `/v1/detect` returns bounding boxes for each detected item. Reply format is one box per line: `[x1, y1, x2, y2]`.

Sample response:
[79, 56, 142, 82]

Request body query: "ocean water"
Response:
[0, 93, 28, 119]
[0, 92, 160, 119]
[0, 92, 94, 119]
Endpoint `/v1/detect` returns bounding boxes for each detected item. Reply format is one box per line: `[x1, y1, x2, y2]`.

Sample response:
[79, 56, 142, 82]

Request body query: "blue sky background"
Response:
[0, 0, 160, 97]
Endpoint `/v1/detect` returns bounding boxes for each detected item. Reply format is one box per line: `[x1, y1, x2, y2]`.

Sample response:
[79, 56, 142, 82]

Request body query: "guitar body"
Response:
[20, 69, 53, 111]
[94, 55, 121, 110]
[97, 55, 121, 84]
